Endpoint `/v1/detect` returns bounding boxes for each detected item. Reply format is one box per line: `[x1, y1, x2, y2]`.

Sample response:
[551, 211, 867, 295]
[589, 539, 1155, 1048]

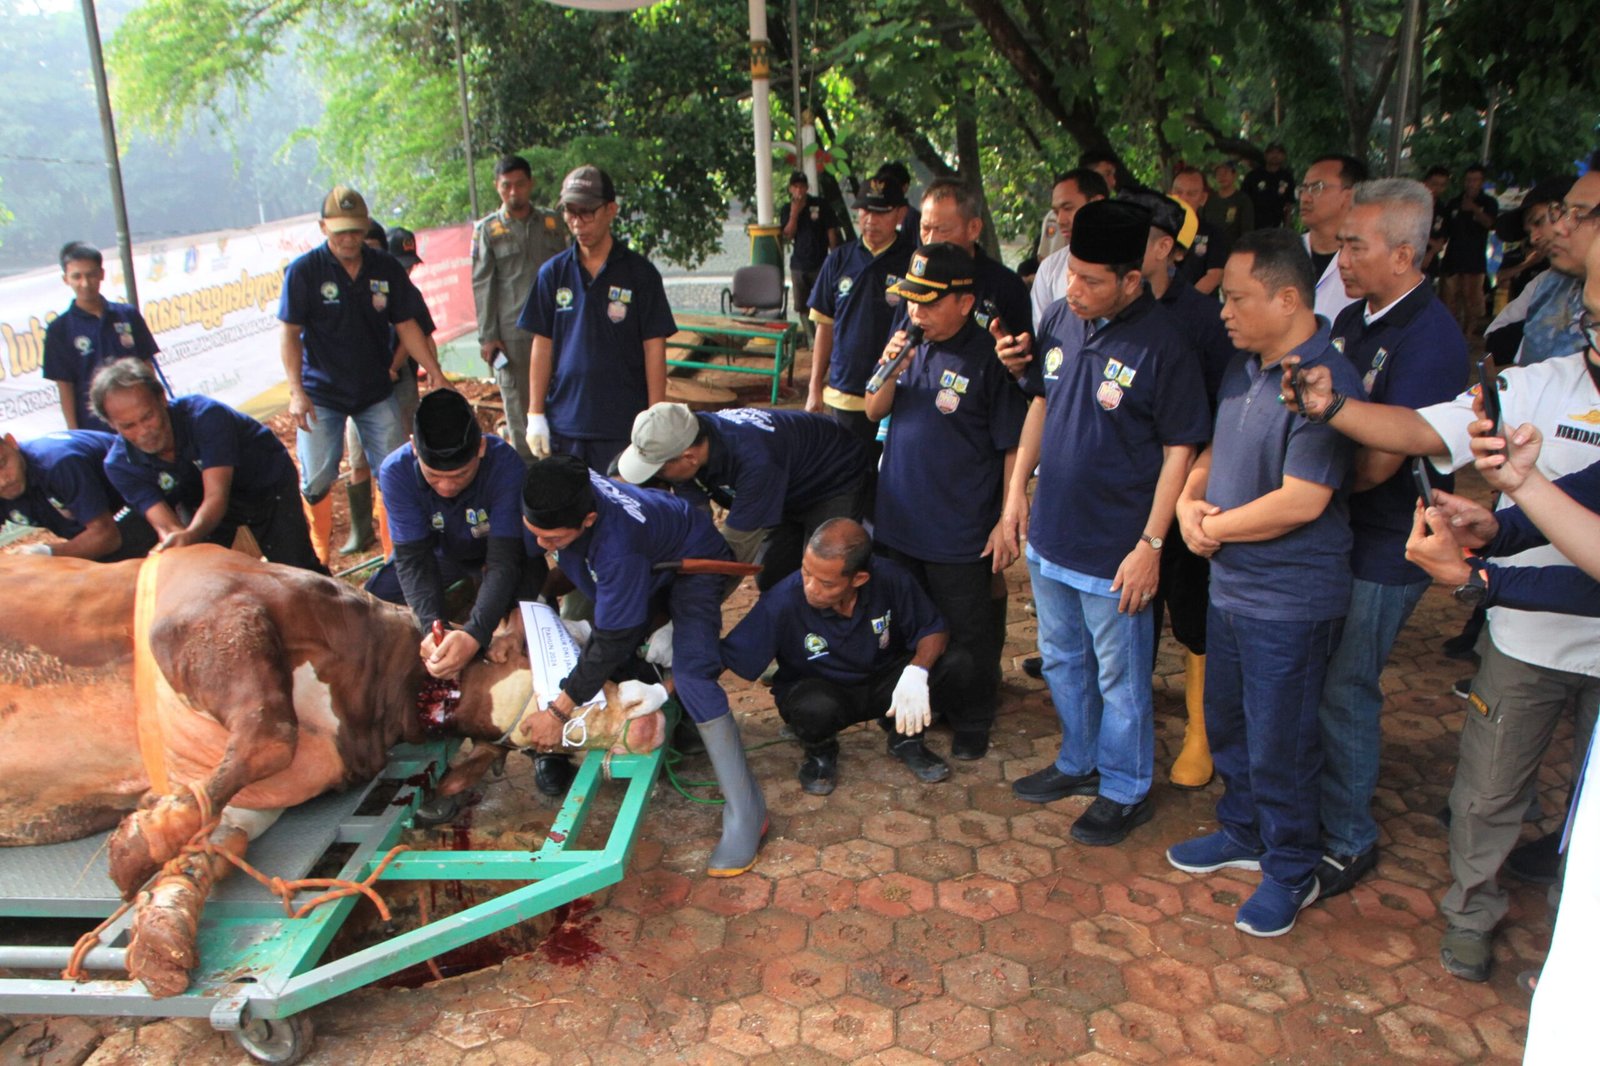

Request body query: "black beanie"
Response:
[521, 454, 595, 529]
[412, 390, 481, 471]
[1070, 200, 1153, 265]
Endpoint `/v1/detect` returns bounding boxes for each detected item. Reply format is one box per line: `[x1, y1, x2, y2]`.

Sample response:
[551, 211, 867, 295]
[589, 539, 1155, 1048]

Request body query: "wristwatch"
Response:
[1140, 534, 1164, 551]
[1452, 561, 1489, 608]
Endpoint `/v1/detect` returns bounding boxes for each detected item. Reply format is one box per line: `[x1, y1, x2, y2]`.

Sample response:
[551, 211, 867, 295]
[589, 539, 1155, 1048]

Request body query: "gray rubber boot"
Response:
[339, 478, 375, 556]
[696, 713, 768, 877]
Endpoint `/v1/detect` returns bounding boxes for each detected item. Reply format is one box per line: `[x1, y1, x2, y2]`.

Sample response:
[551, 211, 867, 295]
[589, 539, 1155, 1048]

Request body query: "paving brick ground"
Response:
[5, 367, 1565, 1064]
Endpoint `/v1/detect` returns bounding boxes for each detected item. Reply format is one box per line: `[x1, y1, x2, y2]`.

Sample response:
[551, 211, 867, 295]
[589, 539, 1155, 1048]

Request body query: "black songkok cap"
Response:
[521, 454, 596, 530]
[412, 390, 481, 471]
[1069, 200, 1153, 266]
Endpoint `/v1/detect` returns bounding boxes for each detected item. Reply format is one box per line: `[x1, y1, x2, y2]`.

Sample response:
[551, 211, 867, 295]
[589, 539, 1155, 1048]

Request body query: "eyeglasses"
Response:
[1296, 181, 1347, 198]
[1548, 201, 1599, 226]
[1581, 309, 1600, 355]
[562, 206, 602, 222]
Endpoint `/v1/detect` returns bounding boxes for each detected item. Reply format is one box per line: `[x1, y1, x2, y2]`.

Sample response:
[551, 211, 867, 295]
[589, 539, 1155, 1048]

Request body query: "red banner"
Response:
[412, 224, 475, 344]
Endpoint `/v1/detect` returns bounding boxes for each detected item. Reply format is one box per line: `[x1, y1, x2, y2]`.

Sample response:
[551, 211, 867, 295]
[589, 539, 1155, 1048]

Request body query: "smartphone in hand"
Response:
[1476, 355, 1504, 454]
[1288, 362, 1307, 416]
[1411, 456, 1435, 520]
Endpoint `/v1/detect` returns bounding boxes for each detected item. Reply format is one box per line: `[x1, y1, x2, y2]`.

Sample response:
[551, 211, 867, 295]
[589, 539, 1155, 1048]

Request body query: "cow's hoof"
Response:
[411, 794, 462, 828]
[126, 884, 201, 998]
[108, 793, 205, 897]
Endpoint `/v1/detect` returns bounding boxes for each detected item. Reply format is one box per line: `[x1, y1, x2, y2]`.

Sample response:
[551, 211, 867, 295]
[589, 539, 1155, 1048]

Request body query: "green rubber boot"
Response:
[339, 478, 375, 556]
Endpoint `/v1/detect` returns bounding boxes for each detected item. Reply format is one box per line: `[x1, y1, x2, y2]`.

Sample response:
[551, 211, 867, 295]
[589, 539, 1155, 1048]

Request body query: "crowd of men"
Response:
[6, 145, 1597, 993]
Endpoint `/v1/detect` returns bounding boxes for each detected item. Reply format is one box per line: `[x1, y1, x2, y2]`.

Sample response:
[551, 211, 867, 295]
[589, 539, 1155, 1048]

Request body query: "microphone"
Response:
[865, 324, 925, 395]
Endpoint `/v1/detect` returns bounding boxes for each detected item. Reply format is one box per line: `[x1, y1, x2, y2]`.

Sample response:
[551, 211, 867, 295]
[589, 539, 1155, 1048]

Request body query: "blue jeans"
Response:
[1207, 605, 1343, 888]
[1029, 551, 1156, 805]
[1318, 577, 1428, 856]
[297, 396, 404, 502]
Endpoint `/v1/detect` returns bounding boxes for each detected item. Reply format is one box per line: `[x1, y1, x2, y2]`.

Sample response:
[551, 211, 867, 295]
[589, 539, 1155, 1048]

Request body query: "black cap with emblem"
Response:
[887, 242, 976, 303]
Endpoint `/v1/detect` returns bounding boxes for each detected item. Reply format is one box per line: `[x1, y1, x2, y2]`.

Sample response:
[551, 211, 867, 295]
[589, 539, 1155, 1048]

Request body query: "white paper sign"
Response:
[519, 600, 605, 712]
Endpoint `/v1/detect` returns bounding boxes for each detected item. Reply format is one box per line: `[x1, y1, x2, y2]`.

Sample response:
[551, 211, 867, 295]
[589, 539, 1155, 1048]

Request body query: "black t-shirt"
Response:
[1243, 166, 1295, 229]
[1441, 192, 1499, 274]
[1310, 249, 1337, 281]
[788, 195, 839, 273]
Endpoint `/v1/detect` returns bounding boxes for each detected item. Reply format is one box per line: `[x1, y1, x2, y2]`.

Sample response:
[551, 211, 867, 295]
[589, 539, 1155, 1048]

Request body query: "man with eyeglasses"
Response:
[517, 165, 674, 474]
[1296, 155, 1367, 325]
[1279, 231, 1600, 982]
[1517, 173, 1600, 367]
[1481, 176, 1580, 367]
[1030, 168, 1111, 333]
[1440, 164, 1500, 337]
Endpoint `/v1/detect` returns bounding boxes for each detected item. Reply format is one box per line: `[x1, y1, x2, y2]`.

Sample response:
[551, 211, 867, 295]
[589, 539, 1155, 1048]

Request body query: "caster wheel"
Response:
[232, 1013, 313, 1065]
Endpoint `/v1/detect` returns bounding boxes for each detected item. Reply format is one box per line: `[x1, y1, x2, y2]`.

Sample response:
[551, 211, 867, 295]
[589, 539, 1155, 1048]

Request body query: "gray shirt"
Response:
[471, 206, 567, 348]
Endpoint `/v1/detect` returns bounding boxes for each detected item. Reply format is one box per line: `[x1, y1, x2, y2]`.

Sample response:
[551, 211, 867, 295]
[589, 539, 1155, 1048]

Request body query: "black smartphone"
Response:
[1411, 456, 1435, 513]
[1476, 355, 1504, 452]
[1288, 362, 1306, 415]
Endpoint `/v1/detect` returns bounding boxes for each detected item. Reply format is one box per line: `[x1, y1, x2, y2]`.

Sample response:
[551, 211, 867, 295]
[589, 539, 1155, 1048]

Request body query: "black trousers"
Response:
[1151, 528, 1209, 658]
[873, 545, 1004, 736]
[775, 645, 977, 754]
[184, 473, 326, 574]
[826, 405, 882, 525]
[757, 482, 866, 592]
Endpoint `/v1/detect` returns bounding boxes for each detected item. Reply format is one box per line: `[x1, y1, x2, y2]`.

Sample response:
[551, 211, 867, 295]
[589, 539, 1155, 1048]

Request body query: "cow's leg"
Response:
[108, 604, 299, 897]
[125, 807, 282, 997]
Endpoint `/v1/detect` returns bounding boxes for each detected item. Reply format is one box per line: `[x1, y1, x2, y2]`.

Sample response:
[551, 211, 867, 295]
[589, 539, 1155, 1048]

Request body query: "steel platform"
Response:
[0, 713, 672, 1063]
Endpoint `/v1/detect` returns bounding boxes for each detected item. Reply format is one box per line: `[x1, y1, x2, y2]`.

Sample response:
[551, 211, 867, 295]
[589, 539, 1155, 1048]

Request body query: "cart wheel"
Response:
[232, 1014, 314, 1065]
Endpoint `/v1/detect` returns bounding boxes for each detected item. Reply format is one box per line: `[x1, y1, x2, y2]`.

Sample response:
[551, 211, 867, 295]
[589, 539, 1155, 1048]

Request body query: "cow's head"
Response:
[429, 611, 539, 795]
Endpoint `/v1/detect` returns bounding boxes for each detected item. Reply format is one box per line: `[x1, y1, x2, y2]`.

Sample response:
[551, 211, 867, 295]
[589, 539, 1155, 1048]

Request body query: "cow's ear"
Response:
[485, 608, 528, 664]
[435, 742, 505, 797]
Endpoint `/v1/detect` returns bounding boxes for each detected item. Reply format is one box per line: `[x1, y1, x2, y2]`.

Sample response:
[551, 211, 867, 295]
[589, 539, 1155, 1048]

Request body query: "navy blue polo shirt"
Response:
[680, 409, 867, 532]
[790, 196, 839, 273]
[1206, 327, 1365, 621]
[808, 231, 916, 396]
[1029, 292, 1211, 580]
[380, 435, 526, 567]
[103, 395, 296, 516]
[875, 320, 1029, 563]
[278, 244, 425, 414]
[554, 472, 729, 633]
[42, 301, 161, 432]
[1157, 273, 1235, 408]
[1021, 296, 1086, 399]
[516, 241, 675, 442]
[4, 431, 126, 538]
[721, 556, 945, 692]
[1330, 284, 1468, 586]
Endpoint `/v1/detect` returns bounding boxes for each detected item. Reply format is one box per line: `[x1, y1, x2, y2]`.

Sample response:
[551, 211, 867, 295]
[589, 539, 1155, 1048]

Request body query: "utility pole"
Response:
[451, 1, 479, 220]
[79, 0, 137, 306]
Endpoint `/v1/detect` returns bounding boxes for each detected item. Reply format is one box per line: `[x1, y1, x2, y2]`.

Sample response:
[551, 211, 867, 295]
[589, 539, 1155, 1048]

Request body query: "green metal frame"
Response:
[0, 713, 670, 1029]
[667, 311, 798, 404]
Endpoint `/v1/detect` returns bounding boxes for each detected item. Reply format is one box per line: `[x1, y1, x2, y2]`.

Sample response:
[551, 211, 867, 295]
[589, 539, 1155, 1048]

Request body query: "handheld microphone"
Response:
[865, 324, 925, 395]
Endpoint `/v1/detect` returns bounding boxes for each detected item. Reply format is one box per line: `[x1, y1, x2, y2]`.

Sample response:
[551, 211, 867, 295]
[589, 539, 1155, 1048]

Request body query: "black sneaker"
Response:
[798, 751, 838, 796]
[887, 736, 950, 783]
[1070, 795, 1153, 846]
[1506, 830, 1563, 885]
[1314, 846, 1378, 898]
[1012, 764, 1100, 804]
[532, 753, 576, 798]
[950, 731, 990, 760]
[1022, 656, 1044, 679]
[1441, 631, 1479, 661]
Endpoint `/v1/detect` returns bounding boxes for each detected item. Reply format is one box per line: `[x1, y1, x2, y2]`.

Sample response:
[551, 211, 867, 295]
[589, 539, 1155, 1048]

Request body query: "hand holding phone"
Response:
[1476, 355, 1504, 454]
[1410, 456, 1435, 534]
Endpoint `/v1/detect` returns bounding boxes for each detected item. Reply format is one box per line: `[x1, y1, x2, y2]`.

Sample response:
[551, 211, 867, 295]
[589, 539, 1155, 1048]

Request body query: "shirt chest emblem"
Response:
[320, 281, 339, 303]
[114, 322, 134, 348]
[47, 496, 72, 518]
[556, 287, 574, 310]
[431, 512, 446, 530]
[1096, 380, 1125, 411]
[935, 387, 961, 414]
[157, 471, 177, 492]
[871, 611, 892, 649]
[937, 370, 970, 395]
[1044, 346, 1064, 379]
[370, 279, 390, 312]
[8, 509, 28, 526]
[607, 300, 628, 323]
[74, 335, 92, 355]
[804, 633, 829, 659]
[1104, 359, 1135, 388]
[608, 286, 633, 305]
[1330, 337, 1346, 353]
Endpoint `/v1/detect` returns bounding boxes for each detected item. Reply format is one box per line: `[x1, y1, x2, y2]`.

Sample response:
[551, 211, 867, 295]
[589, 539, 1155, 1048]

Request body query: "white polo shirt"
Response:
[1418, 350, 1600, 677]
[1303, 232, 1361, 325]
[1031, 247, 1071, 332]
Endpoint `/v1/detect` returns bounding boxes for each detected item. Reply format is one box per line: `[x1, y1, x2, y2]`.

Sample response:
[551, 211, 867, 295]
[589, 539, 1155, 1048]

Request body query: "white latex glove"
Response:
[16, 543, 52, 556]
[615, 679, 669, 719]
[562, 619, 593, 648]
[889, 665, 931, 735]
[644, 622, 674, 667]
[526, 413, 552, 459]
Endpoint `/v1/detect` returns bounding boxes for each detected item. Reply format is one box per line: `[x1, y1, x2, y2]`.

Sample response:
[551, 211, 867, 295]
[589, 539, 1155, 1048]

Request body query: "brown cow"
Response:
[0, 544, 665, 996]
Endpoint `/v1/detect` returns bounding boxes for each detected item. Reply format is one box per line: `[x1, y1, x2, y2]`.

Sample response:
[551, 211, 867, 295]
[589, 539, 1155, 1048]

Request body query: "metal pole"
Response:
[790, 0, 813, 186]
[1387, 0, 1420, 176]
[1481, 89, 1497, 165]
[78, 0, 137, 307]
[451, 1, 479, 220]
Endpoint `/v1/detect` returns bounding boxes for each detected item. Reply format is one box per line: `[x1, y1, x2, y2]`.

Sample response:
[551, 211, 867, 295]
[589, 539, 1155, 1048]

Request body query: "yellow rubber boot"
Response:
[1170, 651, 1213, 789]
[301, 495, 334, 569]
[372, 482, 394, 560]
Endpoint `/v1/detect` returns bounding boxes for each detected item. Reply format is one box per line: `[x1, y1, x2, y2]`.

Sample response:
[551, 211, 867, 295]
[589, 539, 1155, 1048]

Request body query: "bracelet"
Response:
[1310, 391, 1347, 424]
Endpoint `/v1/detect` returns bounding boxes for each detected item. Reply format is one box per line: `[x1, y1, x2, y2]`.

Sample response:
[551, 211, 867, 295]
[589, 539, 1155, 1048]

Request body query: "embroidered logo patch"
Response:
[804, 633, 829, 659]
